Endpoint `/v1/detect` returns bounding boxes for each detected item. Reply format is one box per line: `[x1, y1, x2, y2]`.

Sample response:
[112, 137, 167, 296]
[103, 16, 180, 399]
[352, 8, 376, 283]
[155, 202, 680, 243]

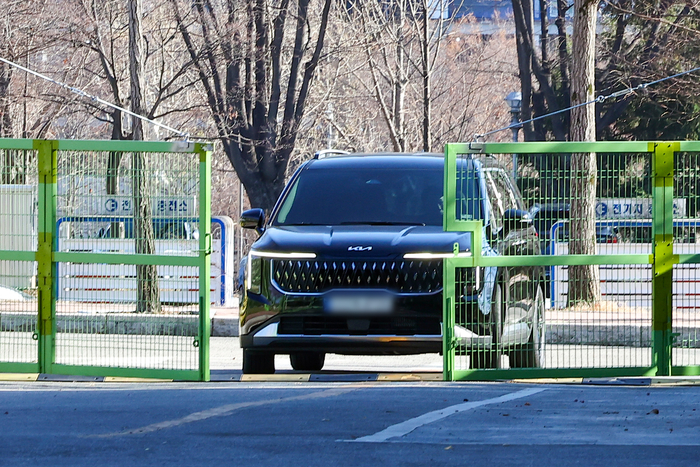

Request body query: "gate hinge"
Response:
[670, 332, 681, 345]
[195, 232, 212, 255]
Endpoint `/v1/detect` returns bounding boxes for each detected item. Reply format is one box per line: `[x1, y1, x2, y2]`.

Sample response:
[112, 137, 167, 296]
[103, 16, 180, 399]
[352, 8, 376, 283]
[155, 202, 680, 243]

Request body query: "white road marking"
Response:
[348, 387, 547, 443]
[89, 385, 362, 438]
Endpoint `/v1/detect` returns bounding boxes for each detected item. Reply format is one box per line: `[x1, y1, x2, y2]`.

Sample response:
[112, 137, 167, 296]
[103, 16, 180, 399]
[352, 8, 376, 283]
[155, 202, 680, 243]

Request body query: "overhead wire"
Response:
[3, 55, 699, 144]
[0, 56, 190, 141]
[473, 66, 700, 141]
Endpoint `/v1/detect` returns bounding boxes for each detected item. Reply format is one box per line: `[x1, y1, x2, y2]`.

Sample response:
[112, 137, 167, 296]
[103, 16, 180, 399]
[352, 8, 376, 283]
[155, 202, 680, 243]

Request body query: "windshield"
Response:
[274, 166, 481, 226]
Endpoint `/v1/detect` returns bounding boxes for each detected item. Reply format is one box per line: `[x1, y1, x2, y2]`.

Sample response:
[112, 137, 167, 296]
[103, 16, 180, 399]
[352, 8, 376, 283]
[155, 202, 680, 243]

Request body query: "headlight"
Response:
[246, 250, 317, 293]
[246, 254, 262, 293]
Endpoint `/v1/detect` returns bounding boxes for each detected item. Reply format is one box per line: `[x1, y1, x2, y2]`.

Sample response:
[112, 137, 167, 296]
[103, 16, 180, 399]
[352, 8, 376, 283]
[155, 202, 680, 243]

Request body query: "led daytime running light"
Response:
[249, 251, 317, 259]
[403, 252, 472, 259]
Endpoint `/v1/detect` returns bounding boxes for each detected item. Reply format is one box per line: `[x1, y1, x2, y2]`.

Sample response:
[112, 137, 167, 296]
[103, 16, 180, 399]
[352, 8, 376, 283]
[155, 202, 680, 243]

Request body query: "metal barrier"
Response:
[443, 141, 700, 381]
[0, 139, 212, 381]
[55, 215, 236, 306]
[550, 220, 700, 309]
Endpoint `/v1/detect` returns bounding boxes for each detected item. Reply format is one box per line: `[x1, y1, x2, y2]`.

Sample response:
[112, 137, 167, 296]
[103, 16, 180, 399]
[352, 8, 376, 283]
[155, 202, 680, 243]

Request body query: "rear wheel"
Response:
[290, 352, 325, 371]
[242, 349, 275, 374]
[509, 286, 545, 368]
[469, 283, 503, 369]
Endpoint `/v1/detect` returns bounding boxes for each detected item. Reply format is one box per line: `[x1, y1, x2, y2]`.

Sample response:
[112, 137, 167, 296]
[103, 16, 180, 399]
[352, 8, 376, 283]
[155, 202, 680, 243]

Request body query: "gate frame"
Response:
[0, 138, 212, 381]
[443, 141, 700, 381]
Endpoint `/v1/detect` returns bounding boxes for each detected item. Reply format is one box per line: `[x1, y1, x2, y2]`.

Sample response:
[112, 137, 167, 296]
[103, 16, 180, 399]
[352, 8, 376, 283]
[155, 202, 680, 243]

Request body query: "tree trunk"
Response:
[568, 0, 600, 306]
[511, 0, 535, 141]
[394, 0, 406, 152]
[107, 110, 123, 239]
[129, 0, 160, 313]
[172, 0, 333, 214]
[0, 62, 12, 138]
[420, 0, 431, 152]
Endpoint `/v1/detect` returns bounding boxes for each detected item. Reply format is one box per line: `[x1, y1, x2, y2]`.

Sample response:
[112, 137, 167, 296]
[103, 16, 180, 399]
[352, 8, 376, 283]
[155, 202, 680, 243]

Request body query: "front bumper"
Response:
[239, 321, 497, 356]
[240, 321, 442, 355]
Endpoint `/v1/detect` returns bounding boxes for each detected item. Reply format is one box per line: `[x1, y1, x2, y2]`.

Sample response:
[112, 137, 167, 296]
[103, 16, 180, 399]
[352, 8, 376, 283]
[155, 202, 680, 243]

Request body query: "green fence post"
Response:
[35, 139, 57, 374]
[443, 265, 455, 381]
[197, 143, 212, 382]
[651, 142, 678, 376]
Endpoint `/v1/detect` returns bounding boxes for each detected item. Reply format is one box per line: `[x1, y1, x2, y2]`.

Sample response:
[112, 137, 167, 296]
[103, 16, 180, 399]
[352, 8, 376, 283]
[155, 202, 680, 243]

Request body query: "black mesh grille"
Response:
[278, 316, 441, 335]
[272, 259, 442, 293]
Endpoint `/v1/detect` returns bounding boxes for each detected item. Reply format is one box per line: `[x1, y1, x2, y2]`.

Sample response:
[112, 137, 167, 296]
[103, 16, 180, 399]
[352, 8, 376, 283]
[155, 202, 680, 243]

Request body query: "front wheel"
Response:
[469, 282, 503, 369]
[242, 349, 275, 374]
[290, 352, 325, 371]
[509, 286, 545, 369]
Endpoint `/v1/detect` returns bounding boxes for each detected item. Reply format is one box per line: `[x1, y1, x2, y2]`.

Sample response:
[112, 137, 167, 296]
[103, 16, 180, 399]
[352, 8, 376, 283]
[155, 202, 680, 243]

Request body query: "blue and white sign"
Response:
[595, 198, 686, 219]
[99, 195, 195, 217]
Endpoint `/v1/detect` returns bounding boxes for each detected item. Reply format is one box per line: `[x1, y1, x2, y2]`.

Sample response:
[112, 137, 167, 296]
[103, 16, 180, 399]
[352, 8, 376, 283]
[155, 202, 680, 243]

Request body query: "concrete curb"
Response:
[0, 308, 240, 337]
[546, 323, 652, 347]
[211, 314, 239, 337]
[547, 323, 700, 348]
[3, 310, 700, 345]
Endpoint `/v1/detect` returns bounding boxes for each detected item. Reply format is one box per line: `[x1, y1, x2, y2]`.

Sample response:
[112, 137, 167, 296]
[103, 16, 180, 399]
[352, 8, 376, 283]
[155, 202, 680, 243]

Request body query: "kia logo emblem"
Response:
[348, 246, 372, 251]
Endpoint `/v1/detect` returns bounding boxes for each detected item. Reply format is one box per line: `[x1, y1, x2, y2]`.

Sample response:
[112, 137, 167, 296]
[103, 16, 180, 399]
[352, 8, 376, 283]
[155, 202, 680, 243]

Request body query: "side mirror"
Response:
[240, 208, 266, 235]
[503, 208, 532, 234]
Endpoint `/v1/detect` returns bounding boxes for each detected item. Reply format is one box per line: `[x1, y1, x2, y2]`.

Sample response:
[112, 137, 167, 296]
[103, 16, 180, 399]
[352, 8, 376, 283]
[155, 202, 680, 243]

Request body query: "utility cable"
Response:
[473, 66, 700, 141]
[0, 56, 190, 141]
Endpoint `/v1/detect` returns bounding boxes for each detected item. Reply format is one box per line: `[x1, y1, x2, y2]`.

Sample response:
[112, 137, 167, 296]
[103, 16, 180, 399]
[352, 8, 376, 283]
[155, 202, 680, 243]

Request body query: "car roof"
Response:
[305, 152, 481, 171]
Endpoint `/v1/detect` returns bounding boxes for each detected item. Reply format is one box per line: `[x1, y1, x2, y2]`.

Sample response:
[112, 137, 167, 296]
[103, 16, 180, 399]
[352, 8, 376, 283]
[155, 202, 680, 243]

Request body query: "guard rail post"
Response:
[197, 143, 212, 382]
[651, 142, 678, 376]
[35, 139, 57, 374]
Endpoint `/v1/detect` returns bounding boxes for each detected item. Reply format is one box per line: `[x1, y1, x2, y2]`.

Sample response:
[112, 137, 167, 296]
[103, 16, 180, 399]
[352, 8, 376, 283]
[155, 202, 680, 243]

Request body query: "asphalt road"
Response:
[5, 334, 700, 373]
[210, 336, 444, 373]
[210, 337, 700, 373]
[1, 380, 700, 466]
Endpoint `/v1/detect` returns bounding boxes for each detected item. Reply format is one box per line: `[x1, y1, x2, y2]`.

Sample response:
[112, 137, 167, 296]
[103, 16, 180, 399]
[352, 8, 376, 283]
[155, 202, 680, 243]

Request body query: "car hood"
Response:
[250, 225, 473, 259]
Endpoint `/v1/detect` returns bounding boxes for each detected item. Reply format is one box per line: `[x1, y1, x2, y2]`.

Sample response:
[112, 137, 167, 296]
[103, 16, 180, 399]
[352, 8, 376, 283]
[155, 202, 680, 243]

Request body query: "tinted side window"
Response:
[483, 168, 520, 231]
[455, 163, 483, 222]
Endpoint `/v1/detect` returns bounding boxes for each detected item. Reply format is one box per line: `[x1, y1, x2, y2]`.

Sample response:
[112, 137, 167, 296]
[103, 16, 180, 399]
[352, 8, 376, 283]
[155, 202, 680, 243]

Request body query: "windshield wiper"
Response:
[339, 221, 426, 226]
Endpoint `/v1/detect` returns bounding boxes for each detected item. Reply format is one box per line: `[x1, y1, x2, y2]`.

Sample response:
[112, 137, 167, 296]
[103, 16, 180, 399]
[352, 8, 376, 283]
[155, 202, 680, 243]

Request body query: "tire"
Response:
[290, 352, 325, 372]
[469, 282, 503, 369]
[509, 285, 545, 369]
[242, 349, 275, 374]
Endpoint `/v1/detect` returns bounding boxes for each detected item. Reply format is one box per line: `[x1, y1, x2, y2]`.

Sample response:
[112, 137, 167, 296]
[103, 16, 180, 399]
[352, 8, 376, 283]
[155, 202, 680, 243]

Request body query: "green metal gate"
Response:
[0, 138, 212, 381]
[443, 141, 700, 381]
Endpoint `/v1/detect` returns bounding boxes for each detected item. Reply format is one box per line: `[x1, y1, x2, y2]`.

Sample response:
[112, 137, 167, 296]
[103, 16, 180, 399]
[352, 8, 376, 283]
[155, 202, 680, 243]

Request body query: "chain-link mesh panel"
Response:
[0, 148, 38, 368]
[672, 151, 700, 367]
[516, 151, 654, 257]
[671, 264, 700, 366]
[57, 150, 199, 246]
[0, 261, 38, 365]
[53, 298, 198, 370]
[54, 149, 202, 373]
[447, 147, 655, 376]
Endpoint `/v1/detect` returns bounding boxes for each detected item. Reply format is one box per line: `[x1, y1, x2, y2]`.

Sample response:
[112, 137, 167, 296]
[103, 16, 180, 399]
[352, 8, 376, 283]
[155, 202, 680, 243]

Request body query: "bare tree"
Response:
[0, 0, 69, 185]
[568, 0, 600, 305]
[511, 0, 568, 142]
[170, 0, 333, 212]
[62, 0, 202, 245]
[129, 0, 160, 313]
[429, 27, 518, 145]
[346, 9, 518, 152]
[407, 0, 462, 151]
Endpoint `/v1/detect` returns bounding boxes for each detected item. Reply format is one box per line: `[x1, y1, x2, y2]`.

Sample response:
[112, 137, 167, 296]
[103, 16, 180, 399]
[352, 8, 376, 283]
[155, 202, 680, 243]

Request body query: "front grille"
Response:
[272, 259, 442, 294]
[278, 316, 441, 335]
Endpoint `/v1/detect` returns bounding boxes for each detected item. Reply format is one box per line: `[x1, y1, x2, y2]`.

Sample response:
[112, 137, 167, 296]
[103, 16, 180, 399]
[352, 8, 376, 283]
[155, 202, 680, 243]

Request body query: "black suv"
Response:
[239, 153, 545, 373]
